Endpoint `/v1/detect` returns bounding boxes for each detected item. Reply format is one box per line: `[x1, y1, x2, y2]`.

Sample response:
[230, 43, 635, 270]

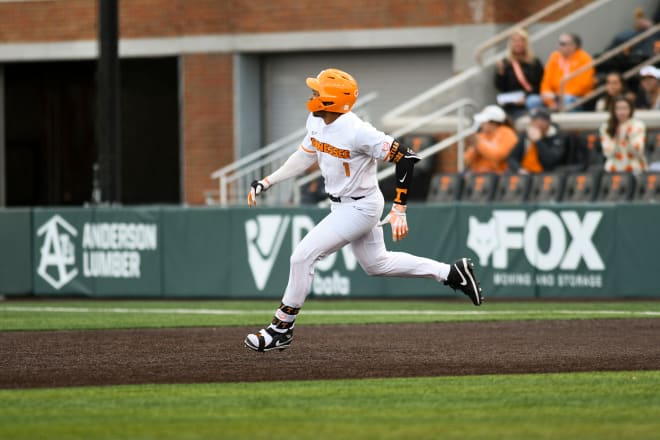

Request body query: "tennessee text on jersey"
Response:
[310, 137, 351, 159]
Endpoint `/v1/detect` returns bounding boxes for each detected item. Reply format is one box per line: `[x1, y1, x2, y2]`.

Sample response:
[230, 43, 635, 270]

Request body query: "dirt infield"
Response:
[2, 318, 659, 389]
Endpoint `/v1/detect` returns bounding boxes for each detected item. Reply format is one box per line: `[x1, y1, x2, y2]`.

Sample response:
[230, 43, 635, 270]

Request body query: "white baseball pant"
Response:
[281, 190, 450, 308]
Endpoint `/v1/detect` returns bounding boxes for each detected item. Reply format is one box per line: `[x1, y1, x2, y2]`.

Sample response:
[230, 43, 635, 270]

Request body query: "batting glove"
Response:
[247, 178, 271, 207]
[378, 203, 408, 241]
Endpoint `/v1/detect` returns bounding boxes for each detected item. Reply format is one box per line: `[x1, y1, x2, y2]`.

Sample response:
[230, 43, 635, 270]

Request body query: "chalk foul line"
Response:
[1, 306, 659, 316]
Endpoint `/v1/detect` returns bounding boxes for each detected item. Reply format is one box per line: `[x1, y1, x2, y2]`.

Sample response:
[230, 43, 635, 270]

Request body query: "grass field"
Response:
[1, 299, 659, 440]
[1, 371, 658, 440]
[1, 299, 659, 330]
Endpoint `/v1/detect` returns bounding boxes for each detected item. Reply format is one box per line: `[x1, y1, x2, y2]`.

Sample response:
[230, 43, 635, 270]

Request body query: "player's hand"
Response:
[247, 179, 270, 207]
[378, 204, 408, 241]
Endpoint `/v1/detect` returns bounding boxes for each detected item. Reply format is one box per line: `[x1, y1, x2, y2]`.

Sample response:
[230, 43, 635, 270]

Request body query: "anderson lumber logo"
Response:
[36, 215, 158, 290]
[467, 209, 605, 288]
[37, 215, 78, 289]
[245, 215, 356, 295]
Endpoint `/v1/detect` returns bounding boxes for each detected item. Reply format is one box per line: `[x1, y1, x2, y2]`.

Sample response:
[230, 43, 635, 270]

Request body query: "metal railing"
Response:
[566, 52, 660, 112]
[474, 0, 573, 65]
[377, 125, 479, 182]
[293, 98, 479, 204]
[382, 0, 613, 129]
[562, 23, 660, 111]
[209, 92, 378, 206]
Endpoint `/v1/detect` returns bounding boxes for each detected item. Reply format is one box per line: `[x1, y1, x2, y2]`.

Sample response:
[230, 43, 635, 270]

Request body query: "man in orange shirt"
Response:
[540, 33, 595, 111]
[464, 105, 519, 174]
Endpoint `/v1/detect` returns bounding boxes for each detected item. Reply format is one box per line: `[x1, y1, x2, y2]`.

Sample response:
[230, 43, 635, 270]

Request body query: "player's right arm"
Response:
[248, 115, 319, 207]
[248, 145, 317, 207]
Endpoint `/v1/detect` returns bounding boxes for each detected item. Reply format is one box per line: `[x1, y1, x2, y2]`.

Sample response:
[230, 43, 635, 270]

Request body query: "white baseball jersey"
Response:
[260, 111, 451, 309]
[301, 112, 394, 198]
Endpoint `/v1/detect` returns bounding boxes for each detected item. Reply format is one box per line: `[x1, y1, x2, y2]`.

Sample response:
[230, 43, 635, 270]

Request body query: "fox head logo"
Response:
[466, 210, 604, 271]
[467, 216, 498, 266]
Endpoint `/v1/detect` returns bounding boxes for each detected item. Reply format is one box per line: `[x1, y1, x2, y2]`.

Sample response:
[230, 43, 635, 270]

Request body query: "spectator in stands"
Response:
[494, 28, 544, 118]
[464, 105, 518, 174]
[595, 71, 635, 112]
[598, 6, 660, 76]
[508, 108, 566, 174]
[540, 33, 595, 111]
[599, 95, 648, 173]
[608, 6, 660, 58]
[635, 65, 660, 109]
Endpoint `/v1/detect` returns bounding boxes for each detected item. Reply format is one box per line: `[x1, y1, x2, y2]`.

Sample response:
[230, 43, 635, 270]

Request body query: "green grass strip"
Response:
[0, 300, 659, 330]
[0, 371, 658, 440]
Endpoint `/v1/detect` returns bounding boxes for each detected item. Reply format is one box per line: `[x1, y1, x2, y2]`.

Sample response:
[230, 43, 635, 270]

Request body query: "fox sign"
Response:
[465, 208, 607, 291]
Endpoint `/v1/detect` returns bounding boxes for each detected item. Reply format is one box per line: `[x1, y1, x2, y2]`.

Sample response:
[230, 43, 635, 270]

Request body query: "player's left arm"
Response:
[384, 140, 421, 206]
[379, 140, 420, 241]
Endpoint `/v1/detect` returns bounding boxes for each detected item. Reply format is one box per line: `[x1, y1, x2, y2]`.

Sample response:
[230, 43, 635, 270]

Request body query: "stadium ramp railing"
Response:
[381, 0, 615, 134]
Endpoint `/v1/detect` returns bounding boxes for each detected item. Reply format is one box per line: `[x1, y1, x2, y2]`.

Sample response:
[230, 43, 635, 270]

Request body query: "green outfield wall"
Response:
[0, 208, 32, 294]
[1, 203, 658, 298]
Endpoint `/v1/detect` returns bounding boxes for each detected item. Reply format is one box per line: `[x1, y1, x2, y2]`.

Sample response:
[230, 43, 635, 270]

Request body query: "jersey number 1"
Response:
[343, 162, 350, 177]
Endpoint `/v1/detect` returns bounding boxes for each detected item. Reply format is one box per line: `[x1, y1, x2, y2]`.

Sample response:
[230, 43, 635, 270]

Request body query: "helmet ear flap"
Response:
[306, 96, 325, 113]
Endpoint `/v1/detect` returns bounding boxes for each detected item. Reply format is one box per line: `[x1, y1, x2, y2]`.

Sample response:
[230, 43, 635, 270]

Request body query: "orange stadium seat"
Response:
[426, 173, 462, 202]
[596, 172, 636, 202]
[493, 173, 531, 203]
[575, 130, 605, 171]
[528, 172, 565, 202]
[461, 173, 498, 203]
[634, 172, 660, 202]
[561, 171, 601, 202]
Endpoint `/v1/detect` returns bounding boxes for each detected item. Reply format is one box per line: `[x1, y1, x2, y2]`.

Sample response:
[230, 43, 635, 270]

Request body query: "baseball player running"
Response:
[244, 68, 483, 352]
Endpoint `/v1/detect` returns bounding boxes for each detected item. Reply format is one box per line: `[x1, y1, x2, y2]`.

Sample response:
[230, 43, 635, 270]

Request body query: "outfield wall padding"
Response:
[0, 203, 657, 298]
[0, 208, 32, 294]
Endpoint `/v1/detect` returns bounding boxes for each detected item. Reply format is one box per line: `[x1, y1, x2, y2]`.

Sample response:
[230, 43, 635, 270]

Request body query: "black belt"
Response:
[328, 194, 365, 203]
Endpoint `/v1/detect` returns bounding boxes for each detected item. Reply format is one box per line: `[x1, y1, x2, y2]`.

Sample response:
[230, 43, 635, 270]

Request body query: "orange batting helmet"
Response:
[306, 68, 359, 114]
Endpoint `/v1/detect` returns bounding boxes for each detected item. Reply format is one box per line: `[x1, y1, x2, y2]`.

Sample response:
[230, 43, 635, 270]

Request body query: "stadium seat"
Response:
[647, 144, 660, 171]
[561, 171, 601, 202]
[596, 172, 636, 202]
[555, 133, 582, 172]
[528, 172, 565, 202]
[634, 172, 660, 202]
[645, 129, 660, 156]
[426, 173, 462, 202]
[573, 130, 605, 171]
[493, 173, 531, 203]
[461, 173, 498, 203]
